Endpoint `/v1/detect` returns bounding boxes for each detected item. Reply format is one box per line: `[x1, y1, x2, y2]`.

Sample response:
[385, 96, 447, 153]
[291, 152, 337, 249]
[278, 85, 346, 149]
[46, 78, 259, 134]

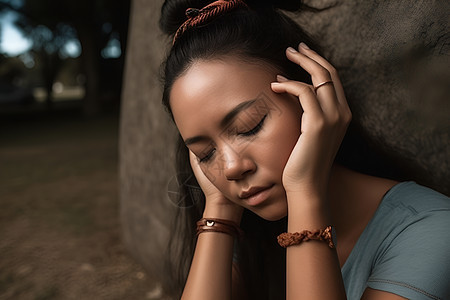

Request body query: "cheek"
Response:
[269, 110, 301, 169]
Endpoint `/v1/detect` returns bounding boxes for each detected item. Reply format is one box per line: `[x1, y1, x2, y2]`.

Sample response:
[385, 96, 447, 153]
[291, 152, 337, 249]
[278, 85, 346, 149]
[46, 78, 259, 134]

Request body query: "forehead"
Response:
[170, 58, 276, 139]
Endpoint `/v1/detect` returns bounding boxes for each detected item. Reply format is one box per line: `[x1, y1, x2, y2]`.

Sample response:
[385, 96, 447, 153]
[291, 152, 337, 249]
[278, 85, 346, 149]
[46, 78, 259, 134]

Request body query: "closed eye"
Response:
[240, 114, 267, 136]
[199, 114, 267, 163]
[199, 148, 216, 163]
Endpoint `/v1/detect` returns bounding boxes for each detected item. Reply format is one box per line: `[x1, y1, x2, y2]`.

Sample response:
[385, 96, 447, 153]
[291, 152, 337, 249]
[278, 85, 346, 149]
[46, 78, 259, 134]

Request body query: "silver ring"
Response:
[314, 80, 333, 93]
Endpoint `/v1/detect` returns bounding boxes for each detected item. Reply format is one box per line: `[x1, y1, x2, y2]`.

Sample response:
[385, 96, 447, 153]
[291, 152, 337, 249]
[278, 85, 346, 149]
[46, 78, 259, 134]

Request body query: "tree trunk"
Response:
[119, 0, 177, 288]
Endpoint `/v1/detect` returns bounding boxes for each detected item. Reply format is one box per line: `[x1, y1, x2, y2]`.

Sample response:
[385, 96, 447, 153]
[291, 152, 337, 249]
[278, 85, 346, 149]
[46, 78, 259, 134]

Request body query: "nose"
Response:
[222, 146, 256, 181]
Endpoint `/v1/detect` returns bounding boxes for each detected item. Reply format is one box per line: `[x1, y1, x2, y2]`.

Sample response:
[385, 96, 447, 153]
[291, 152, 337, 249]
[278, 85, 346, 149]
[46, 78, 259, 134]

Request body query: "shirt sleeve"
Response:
[366, 210, 450, 300]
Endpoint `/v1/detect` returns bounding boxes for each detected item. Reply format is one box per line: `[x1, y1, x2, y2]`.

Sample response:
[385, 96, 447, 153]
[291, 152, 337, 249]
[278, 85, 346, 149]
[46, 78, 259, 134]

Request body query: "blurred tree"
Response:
[15, 24, 73, 109]
[7, 0, 130, 115]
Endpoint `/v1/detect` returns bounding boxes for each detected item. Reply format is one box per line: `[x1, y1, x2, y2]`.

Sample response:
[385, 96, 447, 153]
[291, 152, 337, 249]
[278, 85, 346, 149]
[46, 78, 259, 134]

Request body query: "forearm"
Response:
[286, 191, 346, 300]
[181, 206, 241, 300]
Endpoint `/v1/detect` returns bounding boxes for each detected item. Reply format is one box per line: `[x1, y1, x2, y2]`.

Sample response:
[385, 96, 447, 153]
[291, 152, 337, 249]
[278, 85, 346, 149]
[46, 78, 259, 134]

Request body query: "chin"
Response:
[256, 202, 288, 221]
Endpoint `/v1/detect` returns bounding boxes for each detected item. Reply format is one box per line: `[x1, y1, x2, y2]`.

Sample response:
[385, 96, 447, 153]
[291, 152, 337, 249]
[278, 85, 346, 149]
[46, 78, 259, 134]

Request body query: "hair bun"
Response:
[160, 0, 212, 36]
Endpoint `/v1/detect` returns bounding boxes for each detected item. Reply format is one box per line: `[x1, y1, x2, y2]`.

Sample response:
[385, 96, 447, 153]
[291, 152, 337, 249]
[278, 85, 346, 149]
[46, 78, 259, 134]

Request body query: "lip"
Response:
[239, 185, 273, 206]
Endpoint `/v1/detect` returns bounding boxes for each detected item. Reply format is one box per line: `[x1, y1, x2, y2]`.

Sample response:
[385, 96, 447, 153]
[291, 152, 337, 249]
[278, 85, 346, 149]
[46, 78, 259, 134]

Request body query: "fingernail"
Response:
[271, 82, 281, 87]
[287, 47, 297, 53]
[299, 42, 310, 50]
[277, 75, 288, 82]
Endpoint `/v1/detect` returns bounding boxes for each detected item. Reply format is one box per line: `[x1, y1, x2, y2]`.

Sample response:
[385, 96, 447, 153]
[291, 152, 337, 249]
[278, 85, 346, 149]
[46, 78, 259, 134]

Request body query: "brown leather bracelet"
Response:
[277, 226, 335, 248]
[196, 218, 243, 239]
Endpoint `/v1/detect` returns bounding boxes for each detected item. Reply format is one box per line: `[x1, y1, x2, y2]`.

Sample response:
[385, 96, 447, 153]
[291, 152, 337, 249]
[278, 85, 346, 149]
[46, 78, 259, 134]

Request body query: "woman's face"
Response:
[170, 57, 302, 221]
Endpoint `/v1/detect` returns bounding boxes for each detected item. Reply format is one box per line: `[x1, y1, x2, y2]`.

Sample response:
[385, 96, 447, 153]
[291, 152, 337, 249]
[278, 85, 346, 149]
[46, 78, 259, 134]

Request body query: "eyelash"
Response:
[199, 114, 267, 163]
[240, 114, 267, 137]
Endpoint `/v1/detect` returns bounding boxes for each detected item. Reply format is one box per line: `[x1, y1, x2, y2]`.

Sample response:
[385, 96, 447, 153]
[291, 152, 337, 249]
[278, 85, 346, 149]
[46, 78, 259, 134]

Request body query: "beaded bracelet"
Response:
[277, 226, 336, 248]
[196, 218, 244, 239]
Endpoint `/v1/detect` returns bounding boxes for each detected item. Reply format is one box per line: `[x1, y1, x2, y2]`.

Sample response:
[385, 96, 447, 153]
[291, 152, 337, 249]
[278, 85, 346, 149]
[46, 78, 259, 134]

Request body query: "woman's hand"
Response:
[189, 151, 243, 223]
[271, 43, 352, 200]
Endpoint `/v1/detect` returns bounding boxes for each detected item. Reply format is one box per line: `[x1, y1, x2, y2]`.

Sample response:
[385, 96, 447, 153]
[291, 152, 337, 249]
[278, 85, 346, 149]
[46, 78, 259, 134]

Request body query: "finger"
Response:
[190, 150, 212, 182]
[297, 44, 352, 122]
[285, 47, 339, 114]
[285, 47, 333, 87]
[271, 80, 323, 116]
[189, 150, 195, 163]
[190, 150, 205, 172]
[297, 43, 346, 106]
[189, 150, 199, 169]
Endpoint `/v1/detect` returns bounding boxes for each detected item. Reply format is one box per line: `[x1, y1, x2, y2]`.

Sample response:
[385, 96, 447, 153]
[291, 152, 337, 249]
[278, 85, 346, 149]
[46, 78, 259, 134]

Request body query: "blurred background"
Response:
[0, 0, 165, 299]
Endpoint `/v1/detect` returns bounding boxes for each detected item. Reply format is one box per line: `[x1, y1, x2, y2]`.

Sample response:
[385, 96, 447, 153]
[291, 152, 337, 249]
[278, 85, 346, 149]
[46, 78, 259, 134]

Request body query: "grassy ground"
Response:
[0, 105, 163, 299]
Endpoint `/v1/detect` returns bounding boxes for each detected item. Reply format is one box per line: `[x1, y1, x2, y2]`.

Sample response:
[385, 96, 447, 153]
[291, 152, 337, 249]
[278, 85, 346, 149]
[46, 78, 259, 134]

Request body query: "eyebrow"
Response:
[184, 99, 257, 146]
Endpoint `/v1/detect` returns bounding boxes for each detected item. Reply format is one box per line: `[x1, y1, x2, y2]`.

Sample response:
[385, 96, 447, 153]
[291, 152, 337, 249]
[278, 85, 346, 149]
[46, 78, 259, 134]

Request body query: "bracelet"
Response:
[277, 226, 335, 248]
[196, 218, 243, 239]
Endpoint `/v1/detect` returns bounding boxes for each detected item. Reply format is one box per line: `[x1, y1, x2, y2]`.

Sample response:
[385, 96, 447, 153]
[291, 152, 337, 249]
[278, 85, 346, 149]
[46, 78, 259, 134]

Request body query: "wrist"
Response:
[285, 189, 325, 209]
[283, 174, 329, 199]
[203, 202, 243, 224]
[197, 217, 244, 239]
[285, 191, 330, 229]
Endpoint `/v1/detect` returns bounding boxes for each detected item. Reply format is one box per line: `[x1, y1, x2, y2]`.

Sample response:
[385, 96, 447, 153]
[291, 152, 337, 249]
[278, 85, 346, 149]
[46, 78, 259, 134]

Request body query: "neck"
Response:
[327, 164, 398, 246]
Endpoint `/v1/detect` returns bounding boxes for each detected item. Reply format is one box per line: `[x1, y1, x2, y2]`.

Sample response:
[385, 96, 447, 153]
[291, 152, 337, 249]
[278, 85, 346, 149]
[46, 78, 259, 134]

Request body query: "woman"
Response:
[158, 0, 450, 299]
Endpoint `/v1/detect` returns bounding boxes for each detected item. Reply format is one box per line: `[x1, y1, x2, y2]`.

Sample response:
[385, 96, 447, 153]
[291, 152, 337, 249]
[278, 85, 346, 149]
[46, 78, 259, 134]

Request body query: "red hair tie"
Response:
[172, 0, 248, 45]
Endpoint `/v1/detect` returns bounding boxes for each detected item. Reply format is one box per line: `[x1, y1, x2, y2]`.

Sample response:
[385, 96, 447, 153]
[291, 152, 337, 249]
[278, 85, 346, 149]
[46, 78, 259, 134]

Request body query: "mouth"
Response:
[239, 184, 274, 206]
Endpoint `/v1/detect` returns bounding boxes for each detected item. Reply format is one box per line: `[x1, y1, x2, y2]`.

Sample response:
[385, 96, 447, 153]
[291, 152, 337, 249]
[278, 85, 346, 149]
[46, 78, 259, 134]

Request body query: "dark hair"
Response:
[159, 1, 320, 298]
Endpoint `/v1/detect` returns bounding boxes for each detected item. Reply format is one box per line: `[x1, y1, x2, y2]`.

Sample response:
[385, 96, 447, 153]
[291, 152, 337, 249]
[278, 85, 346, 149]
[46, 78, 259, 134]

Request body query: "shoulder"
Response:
[365, 181, 450, 250]
[372, 181, 450, 233]
[381, 181, 450, 213]
[374, 181, 450, 264]
[367, 182, 450, 300]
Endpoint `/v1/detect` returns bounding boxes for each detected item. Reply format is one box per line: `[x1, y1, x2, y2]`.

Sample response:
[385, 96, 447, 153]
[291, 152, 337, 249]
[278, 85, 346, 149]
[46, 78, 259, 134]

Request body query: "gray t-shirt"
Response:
[341, 182, 450, 299]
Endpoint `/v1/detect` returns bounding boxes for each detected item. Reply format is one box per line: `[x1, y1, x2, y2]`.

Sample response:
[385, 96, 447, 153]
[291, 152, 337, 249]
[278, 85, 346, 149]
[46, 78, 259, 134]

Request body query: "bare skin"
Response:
[170, 42, 405, 299]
